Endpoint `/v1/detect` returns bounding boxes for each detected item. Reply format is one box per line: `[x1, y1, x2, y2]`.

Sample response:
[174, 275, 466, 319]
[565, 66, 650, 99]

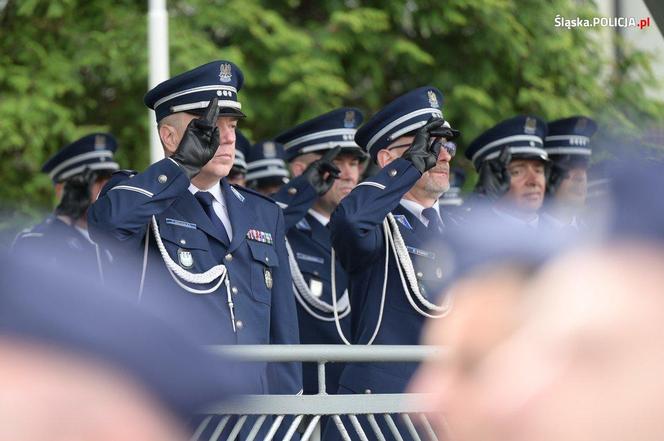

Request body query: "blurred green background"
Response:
[1, 0, 663, 228]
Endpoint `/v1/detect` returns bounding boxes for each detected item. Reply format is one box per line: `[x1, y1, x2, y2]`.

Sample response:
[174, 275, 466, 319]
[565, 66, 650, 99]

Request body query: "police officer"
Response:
[227, 130, 250, 186]
[245, 140, 290, 196]
[13, 133, 119, 280]
[541, 116, 597, 230]
[87, 61, 302, 401]
[466, 115, 549, 228]
[270, 108, 365, 395]
[327, 87, 459, 397]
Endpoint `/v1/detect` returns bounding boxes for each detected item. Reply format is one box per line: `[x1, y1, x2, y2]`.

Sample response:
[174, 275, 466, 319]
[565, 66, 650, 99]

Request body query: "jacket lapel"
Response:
[223, 179, 250, 253]
[307, 213, 331, 249]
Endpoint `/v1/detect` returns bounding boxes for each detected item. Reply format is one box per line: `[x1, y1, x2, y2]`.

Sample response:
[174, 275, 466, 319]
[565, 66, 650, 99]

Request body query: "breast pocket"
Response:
[247, 240, 279, 306]
[157, 219, 214, 271]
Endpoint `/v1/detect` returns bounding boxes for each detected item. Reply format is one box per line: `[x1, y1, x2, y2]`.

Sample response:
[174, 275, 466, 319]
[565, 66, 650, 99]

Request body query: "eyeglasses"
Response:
[387, 140, 457, 157]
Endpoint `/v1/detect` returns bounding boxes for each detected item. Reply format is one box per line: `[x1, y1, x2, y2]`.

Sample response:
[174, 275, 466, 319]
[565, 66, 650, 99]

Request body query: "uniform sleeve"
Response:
[88, 158, 190, 249]
[271, 175, 317, 231]
[329, 158, 421, 273]
[267, 206, 303, 395]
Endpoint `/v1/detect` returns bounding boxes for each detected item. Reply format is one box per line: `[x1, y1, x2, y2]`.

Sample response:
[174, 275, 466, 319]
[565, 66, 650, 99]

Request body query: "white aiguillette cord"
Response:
[331, 213, 453, 346]
[285, 238, 351, 322]
[138, 215, 237, 332]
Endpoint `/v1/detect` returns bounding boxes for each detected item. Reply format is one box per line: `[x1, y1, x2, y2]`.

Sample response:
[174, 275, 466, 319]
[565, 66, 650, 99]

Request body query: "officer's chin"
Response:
[202, 160, 233, 179]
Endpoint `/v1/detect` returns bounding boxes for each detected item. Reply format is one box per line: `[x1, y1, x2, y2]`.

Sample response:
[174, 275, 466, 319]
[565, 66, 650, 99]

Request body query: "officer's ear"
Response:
[159, 123, 180, 156]
[290, 160, 307, 177]
[376, 149, 395, 168]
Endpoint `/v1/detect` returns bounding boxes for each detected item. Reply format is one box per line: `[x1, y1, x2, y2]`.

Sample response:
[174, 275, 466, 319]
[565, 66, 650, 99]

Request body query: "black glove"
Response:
[474, 148, 511, 201]
[402, 118, 445, 174]
[302, 146, 341, 196]
[171, 98, 221, 180]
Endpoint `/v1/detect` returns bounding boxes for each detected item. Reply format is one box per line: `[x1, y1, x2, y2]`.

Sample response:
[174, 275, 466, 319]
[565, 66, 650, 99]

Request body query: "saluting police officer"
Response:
[245, 140, 290, 196]
[466, 115, 549, 228]
[541, 116, 597, 230]
[87, 61, 302, 403]
[270, 108, 365, 395]
[326, 88, 459, 398]
[13, 133, 119, 281]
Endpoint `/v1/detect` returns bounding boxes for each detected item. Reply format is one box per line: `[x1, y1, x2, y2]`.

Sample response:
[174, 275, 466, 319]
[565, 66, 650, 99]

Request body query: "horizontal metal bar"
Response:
[208, 344, 447, 363]
[205, 393, 435, 415]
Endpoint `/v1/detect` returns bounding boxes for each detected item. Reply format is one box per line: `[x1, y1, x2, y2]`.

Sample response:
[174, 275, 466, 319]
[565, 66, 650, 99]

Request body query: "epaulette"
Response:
[113, 169, 139, 178]
[230, 184, 278, 206]
[99, 169, 139, 198]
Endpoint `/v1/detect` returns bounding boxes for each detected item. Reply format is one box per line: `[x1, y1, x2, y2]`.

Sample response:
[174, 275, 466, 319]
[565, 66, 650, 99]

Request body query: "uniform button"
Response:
[216, 90, 223, 96]
[180, 239, 186, 245]
[236, 320, 243, 330]
[313, 271, 319, 276]
[158, 174, 168, 184]
[225, 253, 233, 262]
[231, 286, 238, 295]
[388, 169, 397, 177]
[436, 268, 443, 279]
[265, 256, 269, 263]
[416, 271, 424, 278]
[288, 187, 298, 195]
[364, 389, 372, 394]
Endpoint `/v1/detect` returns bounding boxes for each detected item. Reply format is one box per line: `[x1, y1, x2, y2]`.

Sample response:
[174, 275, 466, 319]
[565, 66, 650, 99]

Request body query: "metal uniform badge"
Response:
[264, 268, 273, 289]
[309, 279, 323, 298]
[524, 117, 537, 135]
[427, 90, 440, 108]
[219, 63, 233, 83]
[344, 110, 356, 128]
[263, 142, 276, 159]
[178, 248, 194, 269]
[94, 135, 106, 150]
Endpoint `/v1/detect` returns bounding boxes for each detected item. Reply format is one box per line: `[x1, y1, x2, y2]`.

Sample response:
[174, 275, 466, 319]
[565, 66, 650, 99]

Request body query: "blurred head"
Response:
[409, 265, 530, 441]
[54, 170, 113, 223]
[482, 244, 664, 441]
[158, 112, 238, 179]
[377, 135, 452, 203]
[499, 158, 546, 214]
[0, 339, 185, 441]
[291, 150, 362, 214]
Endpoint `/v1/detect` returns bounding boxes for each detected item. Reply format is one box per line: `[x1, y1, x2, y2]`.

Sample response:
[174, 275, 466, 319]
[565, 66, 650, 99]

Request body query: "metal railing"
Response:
[197, 345, 447, 441]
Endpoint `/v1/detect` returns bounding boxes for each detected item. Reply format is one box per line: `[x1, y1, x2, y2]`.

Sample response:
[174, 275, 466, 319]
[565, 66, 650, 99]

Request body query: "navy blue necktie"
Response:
[422, 207, 444, 233]
[195, 191, 230, 244]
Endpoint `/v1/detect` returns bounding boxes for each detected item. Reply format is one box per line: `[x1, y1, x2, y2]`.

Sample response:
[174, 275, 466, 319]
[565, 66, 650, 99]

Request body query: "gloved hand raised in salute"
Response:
[171, 98, 221, 179]
[402, 118, 456, 174]
[302, 146, 342, 196]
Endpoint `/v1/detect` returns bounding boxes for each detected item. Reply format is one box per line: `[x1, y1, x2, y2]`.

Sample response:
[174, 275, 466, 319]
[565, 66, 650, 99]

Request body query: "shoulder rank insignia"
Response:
[231, 186, 245, 202]
[393, 214, 413, 230]
[295, 218, 311, 231]
[247, 229, 273, 245]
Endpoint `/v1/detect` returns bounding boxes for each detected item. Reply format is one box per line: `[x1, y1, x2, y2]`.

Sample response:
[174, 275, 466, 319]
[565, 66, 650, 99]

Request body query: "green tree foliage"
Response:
[1, 0, 663, 217]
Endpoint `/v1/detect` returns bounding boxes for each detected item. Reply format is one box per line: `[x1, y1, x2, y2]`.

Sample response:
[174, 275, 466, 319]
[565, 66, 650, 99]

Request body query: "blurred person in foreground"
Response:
[465, 116, 549, 228]
[0, 255, 248, 441]
[468, 160, 664, 441]
[541, 116, 597, 230]
[409, 219, 570, 441]
[12, 133, 120, 280]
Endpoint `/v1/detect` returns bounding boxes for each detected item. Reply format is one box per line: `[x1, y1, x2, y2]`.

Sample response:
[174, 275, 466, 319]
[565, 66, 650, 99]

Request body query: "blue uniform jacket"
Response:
[329, 158, 450, 394]
[88, 158, 302, 396]
[272, 174, 352, 394]
[13, 215, 106, 283]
